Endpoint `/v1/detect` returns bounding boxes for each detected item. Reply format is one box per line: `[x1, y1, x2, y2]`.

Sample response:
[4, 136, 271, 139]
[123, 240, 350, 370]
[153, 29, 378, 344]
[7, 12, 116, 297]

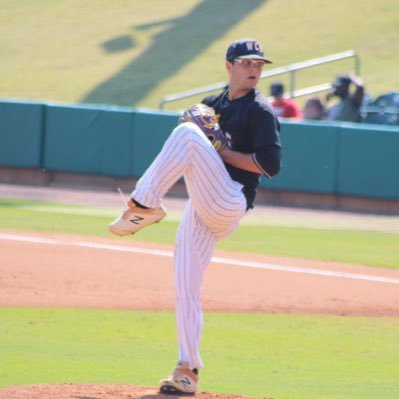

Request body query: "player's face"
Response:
[226, 58, 265, 90]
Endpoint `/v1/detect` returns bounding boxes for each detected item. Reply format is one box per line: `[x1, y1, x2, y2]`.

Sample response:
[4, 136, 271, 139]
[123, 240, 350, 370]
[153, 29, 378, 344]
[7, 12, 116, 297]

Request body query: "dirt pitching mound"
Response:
[0, 384, 272, 399]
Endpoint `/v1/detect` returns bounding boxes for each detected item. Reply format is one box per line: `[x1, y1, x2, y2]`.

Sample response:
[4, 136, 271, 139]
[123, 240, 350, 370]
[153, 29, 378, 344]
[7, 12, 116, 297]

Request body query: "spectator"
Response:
[302, 97, 326, 120]
[270, 81, 303, 119]
[325, 73, 365, 122]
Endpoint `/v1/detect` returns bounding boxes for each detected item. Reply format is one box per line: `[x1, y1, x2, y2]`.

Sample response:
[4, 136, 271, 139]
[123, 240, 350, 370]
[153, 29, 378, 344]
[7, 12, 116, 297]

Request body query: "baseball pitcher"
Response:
[109, 38, 281, 394]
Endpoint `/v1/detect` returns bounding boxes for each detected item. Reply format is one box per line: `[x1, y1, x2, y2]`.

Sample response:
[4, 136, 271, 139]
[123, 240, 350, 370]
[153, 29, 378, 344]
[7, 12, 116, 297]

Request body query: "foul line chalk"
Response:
[1, 233, 399, 285]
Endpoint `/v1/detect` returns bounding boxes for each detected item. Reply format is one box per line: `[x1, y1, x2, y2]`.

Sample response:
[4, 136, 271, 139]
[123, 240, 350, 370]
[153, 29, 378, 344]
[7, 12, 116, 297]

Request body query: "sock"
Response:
[131, 198, 149, 209]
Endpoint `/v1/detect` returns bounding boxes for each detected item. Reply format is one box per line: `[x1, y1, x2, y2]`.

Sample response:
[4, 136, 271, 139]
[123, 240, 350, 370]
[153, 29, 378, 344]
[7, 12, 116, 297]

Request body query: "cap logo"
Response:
[226, 38, 272, 63]
[245, 41, 263, 53]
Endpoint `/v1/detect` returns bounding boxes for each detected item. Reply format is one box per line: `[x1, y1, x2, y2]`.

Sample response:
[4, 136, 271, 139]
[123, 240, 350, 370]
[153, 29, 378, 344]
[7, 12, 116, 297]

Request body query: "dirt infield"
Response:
[1, 234, 398, 399]
[1, 183, 399, 398]
[1, 231, 399, 316]
[0, 383, 270, 399]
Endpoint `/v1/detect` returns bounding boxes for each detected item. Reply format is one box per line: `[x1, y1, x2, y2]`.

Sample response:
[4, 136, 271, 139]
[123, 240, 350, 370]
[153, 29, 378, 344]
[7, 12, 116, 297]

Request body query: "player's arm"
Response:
[222, 104, 281, 177]
[220, 145, 281, 177]
[220, 149, 261, 173]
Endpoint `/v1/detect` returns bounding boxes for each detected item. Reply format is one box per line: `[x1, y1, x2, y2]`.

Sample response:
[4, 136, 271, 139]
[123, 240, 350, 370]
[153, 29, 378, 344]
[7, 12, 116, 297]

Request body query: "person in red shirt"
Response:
[270, 81, 303, 119]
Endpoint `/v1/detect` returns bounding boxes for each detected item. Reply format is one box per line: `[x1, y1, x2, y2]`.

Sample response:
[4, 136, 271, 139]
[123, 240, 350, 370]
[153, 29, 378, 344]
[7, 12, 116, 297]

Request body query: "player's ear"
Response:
[226, 60, 233, 74]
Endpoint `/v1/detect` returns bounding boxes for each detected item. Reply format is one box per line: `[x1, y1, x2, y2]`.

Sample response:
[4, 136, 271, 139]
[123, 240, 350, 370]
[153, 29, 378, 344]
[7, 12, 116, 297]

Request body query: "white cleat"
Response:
[159, 361, 199, 394]
[108, 200, 166, 236]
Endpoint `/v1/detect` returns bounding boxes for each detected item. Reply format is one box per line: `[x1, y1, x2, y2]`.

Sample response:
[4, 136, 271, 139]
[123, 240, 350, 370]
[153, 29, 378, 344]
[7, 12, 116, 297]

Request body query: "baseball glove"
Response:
[182, 104, 227, 153]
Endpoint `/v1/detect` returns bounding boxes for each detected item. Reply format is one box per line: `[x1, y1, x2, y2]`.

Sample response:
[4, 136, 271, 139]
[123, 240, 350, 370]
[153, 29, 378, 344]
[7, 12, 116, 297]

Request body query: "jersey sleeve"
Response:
[250, 104, 282, 178]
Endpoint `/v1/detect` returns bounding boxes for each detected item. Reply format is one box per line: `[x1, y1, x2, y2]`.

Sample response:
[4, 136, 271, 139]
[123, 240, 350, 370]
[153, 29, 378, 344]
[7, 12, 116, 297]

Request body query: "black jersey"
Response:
[202, 87, 281, 209]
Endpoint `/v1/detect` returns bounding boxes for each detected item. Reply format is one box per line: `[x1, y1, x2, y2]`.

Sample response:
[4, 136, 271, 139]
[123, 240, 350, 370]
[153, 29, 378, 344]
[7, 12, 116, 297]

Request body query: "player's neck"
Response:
[228, 85, 253, 101]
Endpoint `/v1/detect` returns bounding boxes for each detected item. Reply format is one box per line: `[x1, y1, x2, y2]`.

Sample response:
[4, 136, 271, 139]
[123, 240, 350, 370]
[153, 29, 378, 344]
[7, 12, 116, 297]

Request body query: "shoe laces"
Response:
[171, 363, 197, 382]
[116, 187, 128, 206]
[172, 366, 186, 379]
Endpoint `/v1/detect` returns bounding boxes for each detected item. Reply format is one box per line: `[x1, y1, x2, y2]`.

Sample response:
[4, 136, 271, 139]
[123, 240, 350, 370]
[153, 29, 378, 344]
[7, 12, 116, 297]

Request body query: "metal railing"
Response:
[159, 50, 360, 109]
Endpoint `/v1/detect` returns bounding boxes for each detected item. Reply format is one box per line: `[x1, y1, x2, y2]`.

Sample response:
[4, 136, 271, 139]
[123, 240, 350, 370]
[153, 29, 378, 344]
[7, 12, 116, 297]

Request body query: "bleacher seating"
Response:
[361, 91, 399, 125]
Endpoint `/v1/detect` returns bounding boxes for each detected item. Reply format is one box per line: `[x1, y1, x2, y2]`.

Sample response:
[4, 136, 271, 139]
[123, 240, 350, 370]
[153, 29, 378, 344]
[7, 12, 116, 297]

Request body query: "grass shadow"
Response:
[0, 199, 29, 208]
[81, 0, 266, 107]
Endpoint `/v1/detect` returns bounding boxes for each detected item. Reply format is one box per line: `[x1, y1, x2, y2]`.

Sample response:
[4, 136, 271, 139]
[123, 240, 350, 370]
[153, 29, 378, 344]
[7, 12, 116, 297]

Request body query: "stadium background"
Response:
[1, 1, 399, 398]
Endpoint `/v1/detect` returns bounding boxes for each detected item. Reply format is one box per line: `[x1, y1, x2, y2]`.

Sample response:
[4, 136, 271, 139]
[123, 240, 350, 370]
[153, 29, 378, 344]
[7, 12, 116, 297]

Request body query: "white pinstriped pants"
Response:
[132, 122, 247, 369]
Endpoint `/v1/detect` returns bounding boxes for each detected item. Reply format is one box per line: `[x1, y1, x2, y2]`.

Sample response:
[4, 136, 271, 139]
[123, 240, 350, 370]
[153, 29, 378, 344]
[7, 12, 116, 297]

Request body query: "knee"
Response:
[172, 122, 206, 143]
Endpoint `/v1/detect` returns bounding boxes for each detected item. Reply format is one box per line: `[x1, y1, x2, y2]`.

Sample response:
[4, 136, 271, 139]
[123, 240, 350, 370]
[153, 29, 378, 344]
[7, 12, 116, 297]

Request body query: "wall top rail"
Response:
[159, 50, 360, 109]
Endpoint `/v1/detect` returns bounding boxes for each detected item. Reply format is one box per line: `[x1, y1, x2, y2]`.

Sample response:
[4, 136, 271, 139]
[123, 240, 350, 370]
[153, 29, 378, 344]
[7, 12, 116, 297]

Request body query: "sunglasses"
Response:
[233, 58, 266, 69]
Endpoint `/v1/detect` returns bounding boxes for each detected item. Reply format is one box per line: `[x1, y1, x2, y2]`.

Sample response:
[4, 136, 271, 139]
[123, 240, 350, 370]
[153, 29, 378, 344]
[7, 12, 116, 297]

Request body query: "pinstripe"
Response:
[175, 211, 192, 363]
[132, 123, 246, 369]
[191, 150, 241, 207]
[174, 202, 216, 369]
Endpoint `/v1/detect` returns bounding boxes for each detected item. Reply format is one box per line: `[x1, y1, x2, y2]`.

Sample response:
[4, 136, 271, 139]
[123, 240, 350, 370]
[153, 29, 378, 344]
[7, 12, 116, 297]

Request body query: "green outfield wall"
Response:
[0, 100, 45, 168]
[261, 122, 340, 194]
[1, 100, 398, 201]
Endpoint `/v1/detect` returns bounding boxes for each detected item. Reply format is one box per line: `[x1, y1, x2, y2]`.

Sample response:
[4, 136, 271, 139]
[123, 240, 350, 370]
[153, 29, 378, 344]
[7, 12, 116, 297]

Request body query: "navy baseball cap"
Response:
[226, 38, 272, 63]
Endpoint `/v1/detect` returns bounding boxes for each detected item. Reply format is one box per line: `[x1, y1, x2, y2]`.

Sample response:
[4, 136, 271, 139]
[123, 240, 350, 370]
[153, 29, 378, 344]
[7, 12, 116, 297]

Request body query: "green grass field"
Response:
[1, 308, 399, 399]
[1, 198, 399, 269]
[0, 0, 398, 110]
[1, 199, 399, 398]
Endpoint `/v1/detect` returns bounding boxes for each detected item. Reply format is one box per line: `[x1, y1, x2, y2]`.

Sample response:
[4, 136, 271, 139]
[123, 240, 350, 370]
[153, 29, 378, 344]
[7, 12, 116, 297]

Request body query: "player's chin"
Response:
[244, 78, 258, 89]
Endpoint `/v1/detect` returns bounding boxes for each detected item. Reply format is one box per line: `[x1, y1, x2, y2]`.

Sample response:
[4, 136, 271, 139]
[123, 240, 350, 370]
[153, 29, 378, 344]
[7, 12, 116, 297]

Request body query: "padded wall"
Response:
[0, 100, 44, 168]
[261, 121, 340, 194]
[43, 104, 134, 176]
[1, 100, 399, 201]
[130, 109, 179, 176]
[337, 124, 399, 200]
